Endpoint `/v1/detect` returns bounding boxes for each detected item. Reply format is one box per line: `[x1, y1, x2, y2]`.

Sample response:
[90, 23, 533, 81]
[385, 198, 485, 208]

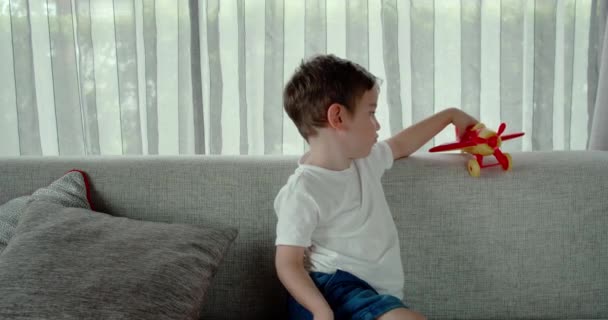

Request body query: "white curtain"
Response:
[0, 0, 597, 156]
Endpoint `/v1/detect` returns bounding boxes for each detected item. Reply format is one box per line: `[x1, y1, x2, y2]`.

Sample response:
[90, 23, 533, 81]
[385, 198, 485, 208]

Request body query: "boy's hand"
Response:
[386, 107, 479, 160]
[276, 245, 333, 319]
[449, 108, 478, 139]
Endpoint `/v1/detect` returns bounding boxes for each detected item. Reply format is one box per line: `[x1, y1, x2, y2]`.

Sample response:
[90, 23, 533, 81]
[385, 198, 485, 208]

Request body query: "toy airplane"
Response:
[429, 122, 525, 177]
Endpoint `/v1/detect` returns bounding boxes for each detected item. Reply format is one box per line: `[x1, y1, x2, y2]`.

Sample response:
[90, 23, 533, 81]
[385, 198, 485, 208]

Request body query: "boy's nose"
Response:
[375, 120, 381, 131]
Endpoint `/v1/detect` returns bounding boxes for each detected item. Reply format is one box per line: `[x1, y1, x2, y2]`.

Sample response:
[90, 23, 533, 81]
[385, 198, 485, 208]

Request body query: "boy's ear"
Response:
[327, 103, 346, 129]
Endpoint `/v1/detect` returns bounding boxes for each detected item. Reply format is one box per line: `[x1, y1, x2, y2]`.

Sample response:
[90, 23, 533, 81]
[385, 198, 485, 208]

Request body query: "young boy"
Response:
[274, 54, 478, 320]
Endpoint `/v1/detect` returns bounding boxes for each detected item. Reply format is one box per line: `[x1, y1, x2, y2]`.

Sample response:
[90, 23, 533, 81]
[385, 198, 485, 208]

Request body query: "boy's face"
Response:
[341, 87, 380, 158]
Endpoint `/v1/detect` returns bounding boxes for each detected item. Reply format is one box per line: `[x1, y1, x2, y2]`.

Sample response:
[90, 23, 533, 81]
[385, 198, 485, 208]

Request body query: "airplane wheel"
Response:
[468, 159, 480, 177]
[504, 153, 512, 171]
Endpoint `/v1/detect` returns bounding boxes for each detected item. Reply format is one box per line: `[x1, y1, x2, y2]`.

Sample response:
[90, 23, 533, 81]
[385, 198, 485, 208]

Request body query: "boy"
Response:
[274, 54, 477, 320]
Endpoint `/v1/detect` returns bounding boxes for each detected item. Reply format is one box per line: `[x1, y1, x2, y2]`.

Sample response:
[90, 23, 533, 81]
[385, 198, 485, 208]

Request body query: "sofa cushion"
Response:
[0, 170, 91, 253]
[0, 199, 237, 319]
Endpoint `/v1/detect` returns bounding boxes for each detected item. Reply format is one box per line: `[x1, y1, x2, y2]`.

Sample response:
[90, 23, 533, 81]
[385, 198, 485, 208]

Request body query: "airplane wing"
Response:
[500, 132, 525, 141]
[429, 140, 478, 152]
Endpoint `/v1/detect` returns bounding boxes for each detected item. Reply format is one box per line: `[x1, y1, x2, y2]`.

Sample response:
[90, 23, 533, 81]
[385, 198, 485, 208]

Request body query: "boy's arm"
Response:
[386, 107, 478, 160]
[276, 245, 333, 320]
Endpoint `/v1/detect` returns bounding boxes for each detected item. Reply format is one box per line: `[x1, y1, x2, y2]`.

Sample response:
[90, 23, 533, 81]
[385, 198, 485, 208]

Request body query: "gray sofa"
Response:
[1, 151, 607, 319]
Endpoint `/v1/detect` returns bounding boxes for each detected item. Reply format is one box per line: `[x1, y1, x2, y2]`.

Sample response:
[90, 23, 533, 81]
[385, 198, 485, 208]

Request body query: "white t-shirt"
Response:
[274, 141, 404, 299]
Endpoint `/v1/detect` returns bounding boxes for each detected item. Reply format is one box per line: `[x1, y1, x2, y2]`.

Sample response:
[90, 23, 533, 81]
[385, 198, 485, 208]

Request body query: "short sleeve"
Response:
[361, 141, 394, 179]
[274, 184, 319, 247]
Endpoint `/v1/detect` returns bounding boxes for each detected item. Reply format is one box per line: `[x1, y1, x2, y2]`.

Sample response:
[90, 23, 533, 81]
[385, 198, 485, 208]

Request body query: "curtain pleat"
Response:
[532, 1, 557, 151]
[480, 1, 500, 137]
[461, 0, 481, 121]
[283, 0, 304, 155]
[562, 0, 576, 151]
[90, 0, 121, 155]
[381, 0, 403, 136]
[1, 0, 20, 155]
[49, 0, 86, 155]
[74, 0, 100, 155]
[189, 0, 205, 155]
[142, 0, 158, 155]
[11, 0, 42, 155]
[263, 0, 283, 155]
[346, 0, 369, 70]
[113, 0, 142, 155]
[434, 0, 461, 146]
[587, 0, 605, 140]
[236, 0, 247, 155]
[410, 0, 435, 149]
[397, 0, 412, 130]
[177, 0, 193, 154]
[206, 0, 221, 155]
[588, 0, 608, 150]
[500, 0, 524, 152]
[305, 0, 326, 58]
[0, 0, 600, 156]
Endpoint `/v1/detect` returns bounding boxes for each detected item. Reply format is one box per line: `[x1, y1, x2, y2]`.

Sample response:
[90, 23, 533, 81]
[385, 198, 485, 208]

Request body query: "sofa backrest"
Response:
[1, 151, 607, 319]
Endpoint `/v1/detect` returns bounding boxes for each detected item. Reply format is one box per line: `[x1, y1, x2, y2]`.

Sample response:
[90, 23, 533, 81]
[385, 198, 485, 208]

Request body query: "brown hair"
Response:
[283, 54, 377, 140]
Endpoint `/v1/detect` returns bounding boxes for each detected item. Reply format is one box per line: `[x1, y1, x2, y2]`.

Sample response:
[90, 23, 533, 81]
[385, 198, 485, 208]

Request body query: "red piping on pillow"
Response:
[65, 169, 95, 211]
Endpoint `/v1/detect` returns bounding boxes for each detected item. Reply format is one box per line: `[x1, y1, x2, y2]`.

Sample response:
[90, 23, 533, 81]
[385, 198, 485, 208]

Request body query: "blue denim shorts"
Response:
[287, 270, 407, 320]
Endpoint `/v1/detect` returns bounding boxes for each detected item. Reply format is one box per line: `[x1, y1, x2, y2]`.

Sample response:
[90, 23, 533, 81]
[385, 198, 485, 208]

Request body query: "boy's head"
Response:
[283, 54, 379, 141]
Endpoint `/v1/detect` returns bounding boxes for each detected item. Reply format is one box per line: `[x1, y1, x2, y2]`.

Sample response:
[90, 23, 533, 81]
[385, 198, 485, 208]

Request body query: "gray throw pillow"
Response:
[0, 200, 238, 320]
[0, 170, 91, 253]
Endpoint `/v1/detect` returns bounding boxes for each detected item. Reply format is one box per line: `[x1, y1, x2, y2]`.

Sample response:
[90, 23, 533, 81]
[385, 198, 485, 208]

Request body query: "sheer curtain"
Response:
[0, 0, 598, 156]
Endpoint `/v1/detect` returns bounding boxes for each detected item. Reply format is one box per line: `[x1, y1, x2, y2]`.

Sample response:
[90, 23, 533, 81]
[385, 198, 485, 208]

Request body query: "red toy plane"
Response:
[429, 122, 525, 177]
